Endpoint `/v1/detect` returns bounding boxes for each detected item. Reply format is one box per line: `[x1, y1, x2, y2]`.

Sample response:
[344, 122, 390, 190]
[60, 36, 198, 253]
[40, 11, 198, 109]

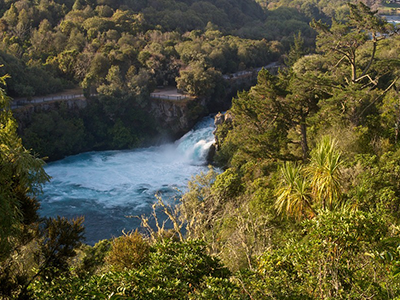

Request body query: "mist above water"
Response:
[39, 116, 216, 245]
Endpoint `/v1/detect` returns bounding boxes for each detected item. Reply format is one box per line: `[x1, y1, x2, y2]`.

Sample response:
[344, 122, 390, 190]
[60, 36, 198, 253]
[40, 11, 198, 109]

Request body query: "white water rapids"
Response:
[39, 116, 216, 245]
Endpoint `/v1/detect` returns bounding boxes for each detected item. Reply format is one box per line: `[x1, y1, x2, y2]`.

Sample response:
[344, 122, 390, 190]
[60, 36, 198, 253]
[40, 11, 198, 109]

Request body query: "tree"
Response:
[274, 136, 343, 219]
[308, 136, 343, 211]
[312, 2, 392, 86]
[244, 210, 399, 299]
[219, 69, 292, 167]
[303, 2, 400, 148]
[31, 239, 233, 299]
[310, 3, 397, 120]
[105, 230, 150, 271]
[37, 216, 85, 277]
[0, 73, 49, 261]
[0, 72, 86, 299]
[285, 65, 323, 160]
[30, 19, 56, 58]
[176, 60, 222, 97]
[284, 31, 306, 67]
[16, 216, 85, 298]
[274, 162, 315, 220]
[347, 150, 400, 215]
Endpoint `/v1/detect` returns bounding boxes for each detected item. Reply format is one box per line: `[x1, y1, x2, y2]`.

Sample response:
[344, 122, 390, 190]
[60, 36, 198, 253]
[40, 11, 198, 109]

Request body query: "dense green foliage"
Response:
[2, 0, 400, 299]
[31, 238, 235, 300]
[19, 93, 160, 160]
[0, 0, 312, 160]
[239, 210, 400, 299]
[259, 0, 383, 20]
[0, 73, 85, 299]
[0, 0, 299, 98]
[0, 73, 48, 260]
[185, 3, 400, 298]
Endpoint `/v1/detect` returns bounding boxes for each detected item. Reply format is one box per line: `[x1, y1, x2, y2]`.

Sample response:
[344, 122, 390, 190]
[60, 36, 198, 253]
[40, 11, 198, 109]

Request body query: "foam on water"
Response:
[39, 115, 216, 245]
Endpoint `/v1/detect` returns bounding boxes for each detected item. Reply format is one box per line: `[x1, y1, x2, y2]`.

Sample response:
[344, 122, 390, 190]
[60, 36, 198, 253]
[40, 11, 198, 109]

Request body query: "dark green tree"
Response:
[310, 2, 398, 127]
[176, 60, 222, 97]
[244, 210, 399, 299]
[0, 73, 49, 262]
[17, 216, 85, 299]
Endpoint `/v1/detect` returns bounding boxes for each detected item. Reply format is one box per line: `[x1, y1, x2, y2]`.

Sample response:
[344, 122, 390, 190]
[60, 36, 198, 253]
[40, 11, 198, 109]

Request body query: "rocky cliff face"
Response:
[149, 96, 208, 139]
[12, 79, 251, 160]
[13, 98, 88, 133]
[13, 95, 208, 149]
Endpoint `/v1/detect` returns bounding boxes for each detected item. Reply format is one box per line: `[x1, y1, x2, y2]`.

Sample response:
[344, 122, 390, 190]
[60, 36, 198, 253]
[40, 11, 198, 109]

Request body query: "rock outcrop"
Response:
[13, 98, 88, 133]
[149, 97, 207, 140]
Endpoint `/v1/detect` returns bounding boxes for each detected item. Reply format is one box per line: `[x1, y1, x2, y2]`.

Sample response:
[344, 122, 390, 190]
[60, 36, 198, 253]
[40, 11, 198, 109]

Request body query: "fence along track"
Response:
[11, 93, 87, 109]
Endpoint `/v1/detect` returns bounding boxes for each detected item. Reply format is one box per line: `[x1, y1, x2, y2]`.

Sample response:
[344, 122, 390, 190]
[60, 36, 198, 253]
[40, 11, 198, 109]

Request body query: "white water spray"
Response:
[39, 115, 216, 244]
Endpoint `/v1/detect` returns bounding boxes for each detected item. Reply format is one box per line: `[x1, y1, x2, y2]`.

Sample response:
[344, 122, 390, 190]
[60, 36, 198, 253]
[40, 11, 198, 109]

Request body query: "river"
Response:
[382, 14, 400, 25]
[39, 115, 216, 245]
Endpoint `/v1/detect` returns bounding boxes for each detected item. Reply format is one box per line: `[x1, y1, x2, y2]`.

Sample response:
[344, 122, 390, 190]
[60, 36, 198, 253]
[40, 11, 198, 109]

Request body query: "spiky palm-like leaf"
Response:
[308, 136, 343, 210]
[275, 162, 316, 219]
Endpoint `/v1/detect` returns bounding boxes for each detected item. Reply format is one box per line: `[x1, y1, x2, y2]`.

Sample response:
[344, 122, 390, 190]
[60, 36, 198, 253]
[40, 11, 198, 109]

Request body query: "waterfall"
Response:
[39, 115, 216, 245]
[175, 116, 215, 163]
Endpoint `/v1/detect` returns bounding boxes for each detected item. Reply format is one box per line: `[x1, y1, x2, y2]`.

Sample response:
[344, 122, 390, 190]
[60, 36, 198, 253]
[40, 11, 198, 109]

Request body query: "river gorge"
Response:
[39, 115, 216, 245]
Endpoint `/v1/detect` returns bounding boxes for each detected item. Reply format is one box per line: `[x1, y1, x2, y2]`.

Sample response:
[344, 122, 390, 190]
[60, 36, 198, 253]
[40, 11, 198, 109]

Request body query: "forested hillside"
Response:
[0, 0, 302, 98]
[0, 0, 319, 160]
[0, 0, 394, 99]
[1, 0, 400, 299]
[259, 0, 385, 18]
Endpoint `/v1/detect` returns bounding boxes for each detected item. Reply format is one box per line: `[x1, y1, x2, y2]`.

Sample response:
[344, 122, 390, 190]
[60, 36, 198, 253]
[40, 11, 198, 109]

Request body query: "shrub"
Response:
[105, 230, 150, 271]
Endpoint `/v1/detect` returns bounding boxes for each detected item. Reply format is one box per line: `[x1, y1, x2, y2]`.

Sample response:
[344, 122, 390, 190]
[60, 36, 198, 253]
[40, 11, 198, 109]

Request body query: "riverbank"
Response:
[13, 90, 211, 161]
[13, 60, 258, 161]
[379, 2, 400, 15]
